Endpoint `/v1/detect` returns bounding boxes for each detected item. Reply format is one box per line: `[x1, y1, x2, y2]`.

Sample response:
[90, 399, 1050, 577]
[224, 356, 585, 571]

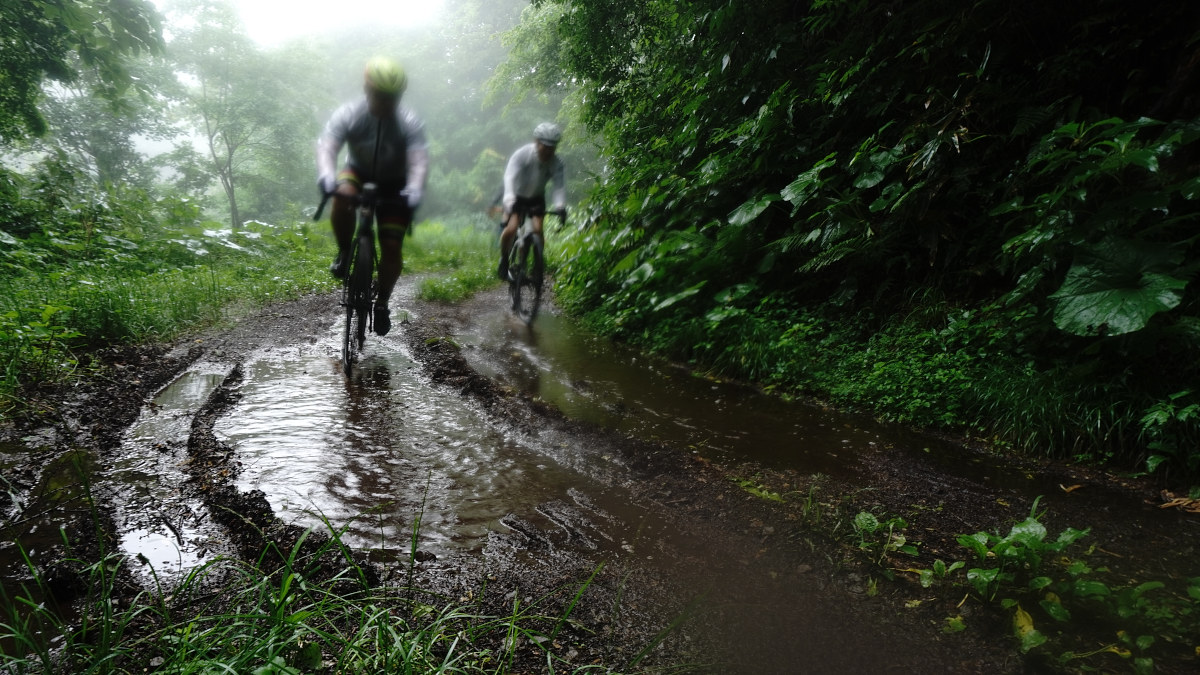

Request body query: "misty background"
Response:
[5, 0, 579, 230]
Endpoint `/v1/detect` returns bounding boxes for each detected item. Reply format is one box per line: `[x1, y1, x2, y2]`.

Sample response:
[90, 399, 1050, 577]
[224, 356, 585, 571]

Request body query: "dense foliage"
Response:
[509, 0, 1200, 475]
[0, 0, 162, 143]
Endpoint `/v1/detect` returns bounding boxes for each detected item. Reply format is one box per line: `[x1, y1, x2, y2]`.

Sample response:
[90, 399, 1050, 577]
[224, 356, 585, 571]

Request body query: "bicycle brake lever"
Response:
[313, 192, 331, 221]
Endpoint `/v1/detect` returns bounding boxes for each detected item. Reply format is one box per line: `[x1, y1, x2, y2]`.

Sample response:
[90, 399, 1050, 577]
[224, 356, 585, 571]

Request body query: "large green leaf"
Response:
[728, 194, 780, 226]
[1049, 238, 1187, 336]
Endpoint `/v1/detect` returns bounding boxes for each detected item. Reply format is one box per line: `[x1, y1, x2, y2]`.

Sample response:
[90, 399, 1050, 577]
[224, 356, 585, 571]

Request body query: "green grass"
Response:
[0, 517, 641, 675]
[406, 215, 500, 304]
[0, 220, 338, 411]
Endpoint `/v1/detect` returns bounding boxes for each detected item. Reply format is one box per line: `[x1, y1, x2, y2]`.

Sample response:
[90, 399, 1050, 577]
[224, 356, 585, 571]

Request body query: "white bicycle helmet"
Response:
[533, 122, 562, 146]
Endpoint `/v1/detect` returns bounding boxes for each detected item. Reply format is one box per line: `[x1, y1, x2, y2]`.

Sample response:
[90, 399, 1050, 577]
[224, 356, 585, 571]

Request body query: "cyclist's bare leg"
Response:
[373, 225, 406, 336]
[500, 210, 521, 257]
[377, 237, 403, 304]
[498, 210, 521, 279]
[529, 215, 546, 282]
[329, 184, 358, 277]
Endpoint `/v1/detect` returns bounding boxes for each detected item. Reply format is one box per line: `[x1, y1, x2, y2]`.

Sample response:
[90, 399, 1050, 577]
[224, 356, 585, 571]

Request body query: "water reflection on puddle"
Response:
[459, 309, 888, 476]
[111, 366, 228, 581]
[215, 326, 666, 557]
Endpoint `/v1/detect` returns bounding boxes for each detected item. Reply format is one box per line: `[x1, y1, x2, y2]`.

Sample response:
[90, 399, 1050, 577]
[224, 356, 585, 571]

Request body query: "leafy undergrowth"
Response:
[0, 202, 337, 413]
[730, 465, 1200, 674]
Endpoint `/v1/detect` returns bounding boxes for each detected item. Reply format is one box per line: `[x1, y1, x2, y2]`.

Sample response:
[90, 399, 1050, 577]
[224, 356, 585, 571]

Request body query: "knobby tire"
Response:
[353, 238, 373, 345]
[510, 235, 543, 324]
[341, 236, 374, 376]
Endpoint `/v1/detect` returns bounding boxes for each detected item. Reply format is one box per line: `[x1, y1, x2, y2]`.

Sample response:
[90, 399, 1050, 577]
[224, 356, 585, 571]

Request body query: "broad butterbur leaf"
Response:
[1049, 237, 1187, 336]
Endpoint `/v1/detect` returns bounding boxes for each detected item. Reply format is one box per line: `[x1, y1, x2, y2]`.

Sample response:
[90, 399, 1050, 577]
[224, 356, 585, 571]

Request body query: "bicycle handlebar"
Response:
[312, 187, 413, 222]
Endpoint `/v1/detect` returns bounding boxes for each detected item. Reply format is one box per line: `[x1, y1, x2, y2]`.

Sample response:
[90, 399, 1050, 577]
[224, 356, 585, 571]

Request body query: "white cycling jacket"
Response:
[502, 142, 565, 211]
[316, 98, 429, 192]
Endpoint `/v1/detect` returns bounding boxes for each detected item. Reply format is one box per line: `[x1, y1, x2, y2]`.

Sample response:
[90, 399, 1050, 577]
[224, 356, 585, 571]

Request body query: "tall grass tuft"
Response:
[1, 509, 637, 674]
[406, 215, 500, 303]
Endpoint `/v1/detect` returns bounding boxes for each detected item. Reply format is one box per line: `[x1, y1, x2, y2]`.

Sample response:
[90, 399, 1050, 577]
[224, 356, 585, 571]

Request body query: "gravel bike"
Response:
[315, 183, 390, 376]
[505, 208, 564, 324]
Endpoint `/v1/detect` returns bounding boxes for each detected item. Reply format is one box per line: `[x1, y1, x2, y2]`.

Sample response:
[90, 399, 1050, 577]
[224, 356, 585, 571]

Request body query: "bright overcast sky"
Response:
[155, 0, 448, 47]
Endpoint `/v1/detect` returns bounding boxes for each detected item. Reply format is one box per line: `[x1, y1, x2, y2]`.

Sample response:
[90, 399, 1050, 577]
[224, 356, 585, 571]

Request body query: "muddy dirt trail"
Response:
[2, 280, 1196, 674]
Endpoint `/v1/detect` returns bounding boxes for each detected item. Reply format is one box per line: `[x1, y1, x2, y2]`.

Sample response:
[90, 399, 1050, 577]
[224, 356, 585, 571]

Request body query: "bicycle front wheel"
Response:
[341, 300, 355, 376]
[512, 238, 543, 324]
[341, 238, 374, 376]
[351, 238, 374, 348]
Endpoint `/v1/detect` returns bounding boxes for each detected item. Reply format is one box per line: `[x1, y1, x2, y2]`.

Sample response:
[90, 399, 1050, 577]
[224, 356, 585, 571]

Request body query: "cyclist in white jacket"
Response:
[498, 122, 565, 281]
[316, 57, 429, 337]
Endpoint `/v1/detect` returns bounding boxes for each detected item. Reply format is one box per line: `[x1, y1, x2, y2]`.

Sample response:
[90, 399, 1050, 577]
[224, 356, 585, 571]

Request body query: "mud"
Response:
[1, 289, 1197, 674]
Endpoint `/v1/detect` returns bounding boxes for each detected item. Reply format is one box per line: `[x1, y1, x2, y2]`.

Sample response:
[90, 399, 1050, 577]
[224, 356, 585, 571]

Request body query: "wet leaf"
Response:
[943, 615, 967, 633]
[1073, 579, 1111, 598]
[653, 281, 706, 311]
[781, 155, 837, 207]
[957, 532, 989, 559]
[966, 567, 998, 596]
[1028, 576, 1053, 591]
[1009, 516, 1047, 542]
[1049, 237, 1187, 336]
[1180, 175, 1200, 199]
[1039, 592, 1071, 622]
[728, 194, 780, 226]
[854, 169, 885, 189]
[1012, 604, 1046, 652]
[854, 511, 880, 533]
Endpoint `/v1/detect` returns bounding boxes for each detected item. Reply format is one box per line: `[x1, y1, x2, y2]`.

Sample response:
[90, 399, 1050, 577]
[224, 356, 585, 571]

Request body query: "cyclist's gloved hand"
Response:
[404, 186, 423, 209]
[318, 174, 336, 196]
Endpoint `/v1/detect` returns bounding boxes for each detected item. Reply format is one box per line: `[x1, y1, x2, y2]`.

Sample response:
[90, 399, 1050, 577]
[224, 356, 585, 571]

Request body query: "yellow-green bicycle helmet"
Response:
[364, 57, 407, 96]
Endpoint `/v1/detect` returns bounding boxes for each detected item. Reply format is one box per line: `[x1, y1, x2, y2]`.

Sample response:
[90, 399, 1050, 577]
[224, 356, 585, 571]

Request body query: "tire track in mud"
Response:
[183, 362, 382, 588]
[0, 344, 198, 608]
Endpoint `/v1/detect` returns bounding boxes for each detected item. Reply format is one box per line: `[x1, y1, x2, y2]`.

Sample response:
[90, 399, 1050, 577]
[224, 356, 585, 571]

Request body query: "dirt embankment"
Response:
[2, 289, 1196, 674]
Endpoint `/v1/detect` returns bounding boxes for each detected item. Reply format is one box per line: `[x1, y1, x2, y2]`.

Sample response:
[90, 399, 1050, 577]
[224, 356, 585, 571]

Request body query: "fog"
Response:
[154, 0, 447, 47]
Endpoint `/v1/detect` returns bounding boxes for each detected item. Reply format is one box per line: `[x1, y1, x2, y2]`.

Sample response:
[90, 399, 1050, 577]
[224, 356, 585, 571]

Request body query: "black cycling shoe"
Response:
[330, 250, 350, 279]
[497, 259, 509, 281]
[374, 305, 391, 336]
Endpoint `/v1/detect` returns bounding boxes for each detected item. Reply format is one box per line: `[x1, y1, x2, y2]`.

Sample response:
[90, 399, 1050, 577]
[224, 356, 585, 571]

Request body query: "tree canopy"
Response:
[0, 0, 162, 143]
